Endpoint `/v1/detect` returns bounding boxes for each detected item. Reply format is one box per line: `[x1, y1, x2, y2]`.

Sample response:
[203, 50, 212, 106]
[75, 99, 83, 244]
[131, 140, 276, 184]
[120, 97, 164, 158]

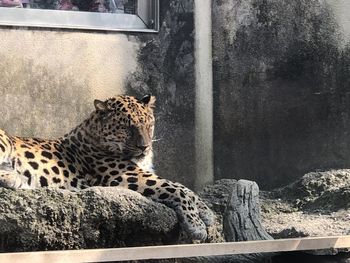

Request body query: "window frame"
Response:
[0, 0, 159, 33]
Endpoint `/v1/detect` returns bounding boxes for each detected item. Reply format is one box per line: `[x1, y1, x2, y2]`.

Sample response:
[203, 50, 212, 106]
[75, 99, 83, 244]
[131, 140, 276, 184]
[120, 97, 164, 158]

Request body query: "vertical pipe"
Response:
[194, 0, 213, 190]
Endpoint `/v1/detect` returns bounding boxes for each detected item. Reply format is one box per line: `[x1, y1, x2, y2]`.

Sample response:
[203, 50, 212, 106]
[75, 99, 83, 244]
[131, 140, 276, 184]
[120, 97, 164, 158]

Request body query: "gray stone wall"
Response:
[0, 29, 138, 138]
[212, 0, 350, 189]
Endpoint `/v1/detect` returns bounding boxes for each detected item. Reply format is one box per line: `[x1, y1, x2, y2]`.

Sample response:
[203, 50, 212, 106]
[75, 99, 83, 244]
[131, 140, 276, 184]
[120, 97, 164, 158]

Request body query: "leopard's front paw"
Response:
[180, 209, 208, 241]
[186, 221, 208, 241]
[160, 182, 215, 241]
[197, 199, 215, 227]
[179, 187, 215, 228]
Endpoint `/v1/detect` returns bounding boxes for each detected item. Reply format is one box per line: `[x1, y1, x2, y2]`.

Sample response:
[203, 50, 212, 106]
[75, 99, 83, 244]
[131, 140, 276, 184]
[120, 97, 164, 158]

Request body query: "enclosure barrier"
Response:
[0, 236, 349, 263]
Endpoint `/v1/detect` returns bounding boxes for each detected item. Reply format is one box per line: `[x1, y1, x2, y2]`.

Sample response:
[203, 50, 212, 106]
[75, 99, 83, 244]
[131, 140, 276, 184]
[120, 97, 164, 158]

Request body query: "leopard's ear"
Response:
[140, 95, 156, 108]
[94, 99, 108, 111]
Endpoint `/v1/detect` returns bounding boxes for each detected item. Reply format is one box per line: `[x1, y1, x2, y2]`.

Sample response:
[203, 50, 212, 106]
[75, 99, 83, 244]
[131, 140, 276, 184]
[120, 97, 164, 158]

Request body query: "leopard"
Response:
[0, 94, 214, 240]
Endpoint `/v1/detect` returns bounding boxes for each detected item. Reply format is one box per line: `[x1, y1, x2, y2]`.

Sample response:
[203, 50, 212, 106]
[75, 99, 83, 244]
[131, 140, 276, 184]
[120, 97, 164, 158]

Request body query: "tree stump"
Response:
[223, 179, 272, 242]
[183, 179, 273, 263]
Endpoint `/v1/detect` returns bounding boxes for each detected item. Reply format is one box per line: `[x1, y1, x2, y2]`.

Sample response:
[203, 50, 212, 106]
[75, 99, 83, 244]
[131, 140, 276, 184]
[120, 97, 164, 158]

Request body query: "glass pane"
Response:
[0, 0, 138, 14]
[0, 0, 158, 31]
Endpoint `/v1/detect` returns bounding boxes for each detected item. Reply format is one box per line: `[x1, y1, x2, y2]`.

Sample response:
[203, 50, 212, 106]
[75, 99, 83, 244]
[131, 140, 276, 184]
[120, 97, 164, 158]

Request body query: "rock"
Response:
[0, 180, 271, 263]
[2, 173, 347, 261]
[200, 179, 238, 214]
[269, 169, 350, 212]
[0, 187, 178, 252]
[260, 169, 350, 255]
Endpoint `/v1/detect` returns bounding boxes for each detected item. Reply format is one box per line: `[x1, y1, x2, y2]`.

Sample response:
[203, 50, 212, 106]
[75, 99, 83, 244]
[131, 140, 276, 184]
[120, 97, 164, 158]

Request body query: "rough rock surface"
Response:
[0, 179, 271, 263]
[261, 169, 350, 258]
[201, 174, 350, 259]
[1, 172, 348, 261]
[201, 172, 350, 242]
[0, 187, 178, 252]
[260, 169, 350, 240]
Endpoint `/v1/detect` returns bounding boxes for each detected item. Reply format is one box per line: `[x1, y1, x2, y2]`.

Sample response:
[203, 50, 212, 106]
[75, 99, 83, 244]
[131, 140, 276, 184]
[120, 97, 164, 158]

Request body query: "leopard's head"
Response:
[92, 95, 155, 159]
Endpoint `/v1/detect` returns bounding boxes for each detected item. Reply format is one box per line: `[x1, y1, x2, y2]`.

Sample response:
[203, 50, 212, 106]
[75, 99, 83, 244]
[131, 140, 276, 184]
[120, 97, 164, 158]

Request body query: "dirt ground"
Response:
[260, 194, 350, 238]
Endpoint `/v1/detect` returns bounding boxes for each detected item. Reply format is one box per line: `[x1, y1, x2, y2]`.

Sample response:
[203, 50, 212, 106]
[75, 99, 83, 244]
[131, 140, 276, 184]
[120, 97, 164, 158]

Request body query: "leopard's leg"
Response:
[107, 168, 210, 241]
[197, 199, 215, 226]
[174, 183, 215, 227]
[165, 187, 208, 241]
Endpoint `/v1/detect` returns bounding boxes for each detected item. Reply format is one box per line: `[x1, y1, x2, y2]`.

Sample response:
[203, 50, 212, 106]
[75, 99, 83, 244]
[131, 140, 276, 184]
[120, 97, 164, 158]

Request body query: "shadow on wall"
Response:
[213, 0, 350, 189]
[125, 0, 197, 187]
[0, 56, 91, 138]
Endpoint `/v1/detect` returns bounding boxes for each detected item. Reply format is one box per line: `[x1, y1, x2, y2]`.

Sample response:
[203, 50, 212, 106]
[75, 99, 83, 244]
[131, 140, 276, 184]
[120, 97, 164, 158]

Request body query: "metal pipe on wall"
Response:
[194, 0, 213, 190]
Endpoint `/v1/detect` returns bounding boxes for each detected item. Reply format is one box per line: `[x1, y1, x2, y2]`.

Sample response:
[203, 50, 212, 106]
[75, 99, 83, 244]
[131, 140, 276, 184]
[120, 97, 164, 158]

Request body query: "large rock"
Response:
[0, 179, 271, 263]
[260, 169, 350, 257]
[0, 187, 178, 252]
[2, 173, 348, 261]
[260, 169, 350, 240]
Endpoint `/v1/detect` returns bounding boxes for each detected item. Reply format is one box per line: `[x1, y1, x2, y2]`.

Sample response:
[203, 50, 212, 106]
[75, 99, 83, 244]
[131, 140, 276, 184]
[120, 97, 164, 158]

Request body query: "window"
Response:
[0, 0, 159, 32]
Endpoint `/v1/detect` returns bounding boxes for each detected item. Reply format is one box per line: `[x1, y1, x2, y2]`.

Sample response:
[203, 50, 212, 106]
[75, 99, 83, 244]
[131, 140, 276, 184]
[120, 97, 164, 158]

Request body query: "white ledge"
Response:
[0, 236, 349, 262]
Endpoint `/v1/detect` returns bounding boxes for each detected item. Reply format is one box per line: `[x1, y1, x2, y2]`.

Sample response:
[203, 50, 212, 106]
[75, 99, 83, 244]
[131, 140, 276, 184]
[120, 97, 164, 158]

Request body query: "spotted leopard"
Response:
[0, 95, 214, 240]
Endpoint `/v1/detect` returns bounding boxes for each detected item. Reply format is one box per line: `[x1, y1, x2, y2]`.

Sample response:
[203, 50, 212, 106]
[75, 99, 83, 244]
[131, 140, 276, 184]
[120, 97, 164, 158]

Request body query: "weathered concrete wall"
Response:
[213, 0, 350, 189]
[327, 0, 350, 43]
[0, 29, 138, 138]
